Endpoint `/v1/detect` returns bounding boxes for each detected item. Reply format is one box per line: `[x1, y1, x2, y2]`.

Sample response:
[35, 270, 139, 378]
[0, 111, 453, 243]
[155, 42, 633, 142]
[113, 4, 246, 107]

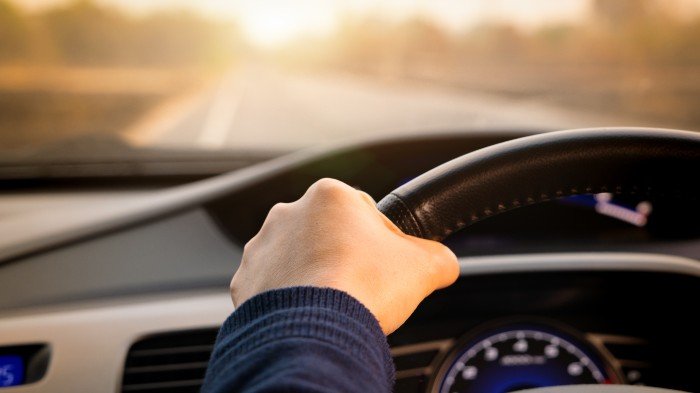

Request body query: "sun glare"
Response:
[12, 0, 700, 49]
[11, 0, 595, 47]
[245, 15, 301, 47]
[239, 6, 336, 48]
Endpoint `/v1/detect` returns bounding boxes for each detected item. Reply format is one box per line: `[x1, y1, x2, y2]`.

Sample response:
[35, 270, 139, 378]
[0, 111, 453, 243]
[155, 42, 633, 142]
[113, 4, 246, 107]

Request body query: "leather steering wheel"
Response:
[378, 128, 700, 241]
[378, 128, 699, 392]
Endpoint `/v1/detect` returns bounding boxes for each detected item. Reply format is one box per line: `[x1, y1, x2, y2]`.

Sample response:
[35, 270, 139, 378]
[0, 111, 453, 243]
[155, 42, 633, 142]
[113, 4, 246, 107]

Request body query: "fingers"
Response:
[377, 209, 404, 234]
[358, 190, 406, 234]
[351, 189, 408, 234]
[358, 190, 376, 205]
[238, 176, 463, 335]
[306, 178, 460, 291]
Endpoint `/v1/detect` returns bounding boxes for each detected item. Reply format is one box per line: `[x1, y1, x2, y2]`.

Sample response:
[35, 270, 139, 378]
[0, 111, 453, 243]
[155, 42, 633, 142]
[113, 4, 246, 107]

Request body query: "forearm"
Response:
[201, 287, 395, 393]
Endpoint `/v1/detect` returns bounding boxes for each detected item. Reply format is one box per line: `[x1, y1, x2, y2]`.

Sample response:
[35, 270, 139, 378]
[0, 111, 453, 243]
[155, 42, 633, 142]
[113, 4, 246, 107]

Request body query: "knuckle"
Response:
[311, 178, 351, 200]
[269, 202, 290, 215]
[242, 236, 257, 254]
[263, 203, 291, 225]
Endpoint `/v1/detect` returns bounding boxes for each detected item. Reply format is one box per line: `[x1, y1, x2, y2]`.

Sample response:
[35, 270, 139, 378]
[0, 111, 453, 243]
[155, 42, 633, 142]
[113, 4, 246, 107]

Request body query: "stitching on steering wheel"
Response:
[436, 184, 696, 240]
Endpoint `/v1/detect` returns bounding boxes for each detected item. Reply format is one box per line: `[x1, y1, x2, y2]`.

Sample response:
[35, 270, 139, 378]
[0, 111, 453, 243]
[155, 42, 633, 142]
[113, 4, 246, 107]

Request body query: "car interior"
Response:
[0, 1, 698, 393]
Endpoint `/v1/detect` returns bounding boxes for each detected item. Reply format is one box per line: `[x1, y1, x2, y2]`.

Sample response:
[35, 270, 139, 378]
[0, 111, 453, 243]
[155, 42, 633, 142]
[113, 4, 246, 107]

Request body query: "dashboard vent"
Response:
[121, 328, 218, 393]
[390, 339, 452, 393]
[588, 333, 651, 385]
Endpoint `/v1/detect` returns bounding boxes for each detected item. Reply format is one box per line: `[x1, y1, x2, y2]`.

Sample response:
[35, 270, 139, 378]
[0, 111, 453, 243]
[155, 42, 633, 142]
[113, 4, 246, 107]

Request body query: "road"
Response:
[127, 66, 629, 151]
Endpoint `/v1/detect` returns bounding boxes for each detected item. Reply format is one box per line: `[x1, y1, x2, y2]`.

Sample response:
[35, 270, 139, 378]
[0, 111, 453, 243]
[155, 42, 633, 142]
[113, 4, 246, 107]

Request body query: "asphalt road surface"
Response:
[134, 66, 628, 151]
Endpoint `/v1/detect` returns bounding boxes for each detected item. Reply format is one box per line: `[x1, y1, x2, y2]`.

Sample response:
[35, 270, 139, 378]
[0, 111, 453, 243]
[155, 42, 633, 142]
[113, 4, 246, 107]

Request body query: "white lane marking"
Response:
[122, 84, 212, 147]
[197, 72, 246, 149]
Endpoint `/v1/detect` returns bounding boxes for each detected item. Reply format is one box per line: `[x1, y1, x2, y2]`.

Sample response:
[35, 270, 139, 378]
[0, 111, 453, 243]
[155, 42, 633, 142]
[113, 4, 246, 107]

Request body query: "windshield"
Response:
[1, 0, 699, 161]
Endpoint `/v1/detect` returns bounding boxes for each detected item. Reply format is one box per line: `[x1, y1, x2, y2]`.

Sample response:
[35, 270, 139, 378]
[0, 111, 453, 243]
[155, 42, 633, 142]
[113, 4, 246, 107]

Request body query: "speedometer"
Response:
[431, 322, 620, 393]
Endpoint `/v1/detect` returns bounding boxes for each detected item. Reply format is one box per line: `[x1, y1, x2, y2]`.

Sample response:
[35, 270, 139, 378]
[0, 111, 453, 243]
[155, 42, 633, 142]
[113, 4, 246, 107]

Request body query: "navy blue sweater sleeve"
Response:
[201, 287, 395, 393]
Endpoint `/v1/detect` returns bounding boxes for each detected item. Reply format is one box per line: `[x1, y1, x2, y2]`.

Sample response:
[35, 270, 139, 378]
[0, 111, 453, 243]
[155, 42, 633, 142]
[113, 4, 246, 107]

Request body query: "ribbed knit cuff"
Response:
[209, 286, 394, 387]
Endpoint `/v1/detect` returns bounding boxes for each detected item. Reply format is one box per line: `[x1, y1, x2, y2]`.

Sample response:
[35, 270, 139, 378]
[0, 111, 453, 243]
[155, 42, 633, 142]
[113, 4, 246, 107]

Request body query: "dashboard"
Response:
[390, 263, 698, 392]
[0, 130, 698, 392]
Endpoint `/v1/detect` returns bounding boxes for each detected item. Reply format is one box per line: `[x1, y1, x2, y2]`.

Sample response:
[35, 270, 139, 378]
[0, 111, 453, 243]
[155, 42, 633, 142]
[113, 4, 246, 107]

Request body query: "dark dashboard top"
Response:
[0, 130, 698, 311]
[204, 131, 700, 256]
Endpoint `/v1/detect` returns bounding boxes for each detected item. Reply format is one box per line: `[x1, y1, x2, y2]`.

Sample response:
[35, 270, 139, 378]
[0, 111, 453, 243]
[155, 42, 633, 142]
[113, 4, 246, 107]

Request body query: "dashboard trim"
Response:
[458, 252, 700, 277]
[0, 252, 697, 393]
[0, 130, 537, 263]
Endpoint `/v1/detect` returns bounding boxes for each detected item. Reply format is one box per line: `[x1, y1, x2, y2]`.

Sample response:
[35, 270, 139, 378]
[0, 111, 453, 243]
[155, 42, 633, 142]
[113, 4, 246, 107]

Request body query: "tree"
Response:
[591, 0, 657, 29]
[0, 0, 30, 61]
[41, 0, 134, 65]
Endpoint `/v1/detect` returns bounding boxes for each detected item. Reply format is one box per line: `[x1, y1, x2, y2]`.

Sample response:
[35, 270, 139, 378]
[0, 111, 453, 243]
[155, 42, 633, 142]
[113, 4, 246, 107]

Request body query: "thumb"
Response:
[414, 238, 460, 290]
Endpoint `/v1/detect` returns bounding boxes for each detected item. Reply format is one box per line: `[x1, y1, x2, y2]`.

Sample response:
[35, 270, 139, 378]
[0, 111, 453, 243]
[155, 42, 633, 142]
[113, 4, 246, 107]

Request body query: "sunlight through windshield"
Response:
[2, 0, 699, 157]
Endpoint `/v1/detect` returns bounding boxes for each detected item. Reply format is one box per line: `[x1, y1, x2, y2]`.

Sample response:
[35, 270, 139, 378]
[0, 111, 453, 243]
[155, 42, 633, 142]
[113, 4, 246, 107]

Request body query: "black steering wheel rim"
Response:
[377, 128, 700, 241]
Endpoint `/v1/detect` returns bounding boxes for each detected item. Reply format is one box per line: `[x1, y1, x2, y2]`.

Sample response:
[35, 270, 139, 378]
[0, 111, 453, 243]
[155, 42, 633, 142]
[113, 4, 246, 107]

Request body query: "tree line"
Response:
[0, 0, 241, 67]
[313, 0, 700, 75]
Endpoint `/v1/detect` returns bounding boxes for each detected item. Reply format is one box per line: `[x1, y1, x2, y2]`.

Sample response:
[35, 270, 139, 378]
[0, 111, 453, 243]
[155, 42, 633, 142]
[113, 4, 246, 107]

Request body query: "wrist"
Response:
[209, 286, 395, 388]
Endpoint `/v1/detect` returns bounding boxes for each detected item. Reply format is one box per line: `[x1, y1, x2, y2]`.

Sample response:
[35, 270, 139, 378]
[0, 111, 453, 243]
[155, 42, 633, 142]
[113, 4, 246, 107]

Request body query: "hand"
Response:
[230, 178, 460, 334]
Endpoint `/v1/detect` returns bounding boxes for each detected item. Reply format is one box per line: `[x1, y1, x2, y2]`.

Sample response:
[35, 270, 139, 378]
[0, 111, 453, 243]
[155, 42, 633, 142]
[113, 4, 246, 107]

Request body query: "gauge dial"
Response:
[433, 324, 618, 393]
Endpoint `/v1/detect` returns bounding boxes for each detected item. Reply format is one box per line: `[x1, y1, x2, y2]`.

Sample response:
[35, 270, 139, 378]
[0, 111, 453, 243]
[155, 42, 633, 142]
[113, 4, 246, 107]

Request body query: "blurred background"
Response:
[1, 0, 699, 157]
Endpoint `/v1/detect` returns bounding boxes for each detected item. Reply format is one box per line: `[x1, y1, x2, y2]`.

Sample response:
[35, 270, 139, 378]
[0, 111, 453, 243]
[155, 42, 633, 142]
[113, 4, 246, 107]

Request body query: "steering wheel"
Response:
[378, 128, 699, 241]
[377, 128, 699, 393]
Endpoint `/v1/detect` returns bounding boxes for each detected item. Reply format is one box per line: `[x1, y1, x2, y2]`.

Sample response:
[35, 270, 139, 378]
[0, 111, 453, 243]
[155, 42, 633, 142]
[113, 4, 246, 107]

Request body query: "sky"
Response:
[13, 0, 590, 46]
[11, 0, 700, 47]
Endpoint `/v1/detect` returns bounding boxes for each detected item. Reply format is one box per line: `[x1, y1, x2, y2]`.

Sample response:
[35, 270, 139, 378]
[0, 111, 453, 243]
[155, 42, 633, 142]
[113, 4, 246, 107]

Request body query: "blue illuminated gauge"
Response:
[431, 323, 620, 393]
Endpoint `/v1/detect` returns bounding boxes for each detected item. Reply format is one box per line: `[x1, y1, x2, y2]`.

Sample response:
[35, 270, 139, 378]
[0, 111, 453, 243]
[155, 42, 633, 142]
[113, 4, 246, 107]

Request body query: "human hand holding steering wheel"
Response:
[228, 128, 699, 392]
